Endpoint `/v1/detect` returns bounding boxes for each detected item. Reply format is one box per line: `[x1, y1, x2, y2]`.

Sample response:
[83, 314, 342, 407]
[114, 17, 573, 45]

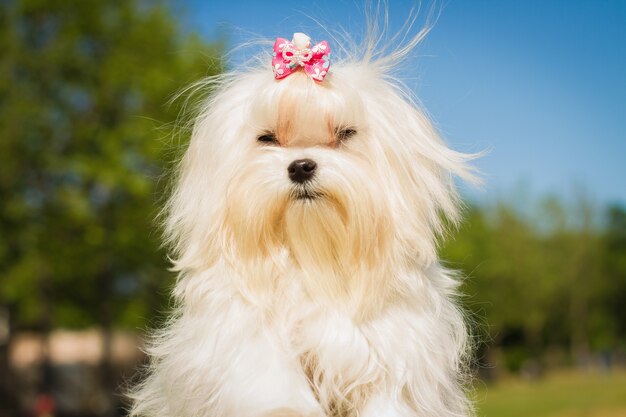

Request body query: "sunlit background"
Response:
[1, 1, 625, 416]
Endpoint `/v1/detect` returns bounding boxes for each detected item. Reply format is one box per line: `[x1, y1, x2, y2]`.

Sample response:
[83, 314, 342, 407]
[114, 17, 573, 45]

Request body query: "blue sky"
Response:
[175, 0, 626, 207]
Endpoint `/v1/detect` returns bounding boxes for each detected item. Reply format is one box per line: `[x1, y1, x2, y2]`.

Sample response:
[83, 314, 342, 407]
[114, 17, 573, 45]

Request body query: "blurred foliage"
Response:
[443, 197, 626, 372]
[0, 0, 223, 330]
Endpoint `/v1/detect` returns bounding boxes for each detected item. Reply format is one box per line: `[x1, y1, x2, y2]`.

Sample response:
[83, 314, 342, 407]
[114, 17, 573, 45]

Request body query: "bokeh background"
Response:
[1, 0, 625, 416]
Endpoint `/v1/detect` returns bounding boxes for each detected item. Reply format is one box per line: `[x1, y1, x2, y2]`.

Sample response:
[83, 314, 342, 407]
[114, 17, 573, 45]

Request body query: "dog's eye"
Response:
[257, 132, 278, 145]
[336, 127, 357, 142]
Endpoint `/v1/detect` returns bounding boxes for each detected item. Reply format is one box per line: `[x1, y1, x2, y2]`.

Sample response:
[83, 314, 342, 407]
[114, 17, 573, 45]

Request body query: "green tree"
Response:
[443, 194, 615, 376]
[0, 0, 223, 404]
[599, 205, 626, 351]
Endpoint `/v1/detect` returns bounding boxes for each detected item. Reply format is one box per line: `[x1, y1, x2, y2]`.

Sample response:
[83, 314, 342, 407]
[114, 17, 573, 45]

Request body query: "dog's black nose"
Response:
[288, 159, 317, 183]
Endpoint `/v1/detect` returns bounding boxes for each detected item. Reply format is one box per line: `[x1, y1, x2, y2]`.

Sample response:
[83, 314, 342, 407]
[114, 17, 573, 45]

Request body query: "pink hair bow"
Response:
[272, 33, 331, 82]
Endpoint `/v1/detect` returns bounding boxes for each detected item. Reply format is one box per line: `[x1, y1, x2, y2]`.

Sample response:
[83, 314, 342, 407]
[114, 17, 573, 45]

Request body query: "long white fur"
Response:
[130, 18, 479, 417]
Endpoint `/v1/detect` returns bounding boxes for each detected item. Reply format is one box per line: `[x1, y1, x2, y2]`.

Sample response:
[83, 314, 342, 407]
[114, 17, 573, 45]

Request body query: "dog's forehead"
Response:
[276, 78, 335, 147]
[252, 72, 354, 147]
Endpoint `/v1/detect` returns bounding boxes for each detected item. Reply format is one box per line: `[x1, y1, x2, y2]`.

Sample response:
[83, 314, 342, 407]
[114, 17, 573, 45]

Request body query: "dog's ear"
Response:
[162, 74, 259, 273]
[161, 127, 224, 273]
[339, 63, 480, 264]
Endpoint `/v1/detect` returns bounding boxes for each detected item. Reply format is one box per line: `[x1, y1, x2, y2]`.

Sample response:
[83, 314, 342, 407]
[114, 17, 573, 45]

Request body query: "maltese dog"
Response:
[131, 30, 477, 417]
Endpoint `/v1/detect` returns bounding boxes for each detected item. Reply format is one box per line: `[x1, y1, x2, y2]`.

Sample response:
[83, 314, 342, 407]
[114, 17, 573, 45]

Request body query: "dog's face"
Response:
[168, 62, 474, 304]
[225, 70, 390, 274]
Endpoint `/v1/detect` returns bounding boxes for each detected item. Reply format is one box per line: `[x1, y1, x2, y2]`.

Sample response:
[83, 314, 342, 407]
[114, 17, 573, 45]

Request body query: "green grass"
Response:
[474, 371, 626, 417]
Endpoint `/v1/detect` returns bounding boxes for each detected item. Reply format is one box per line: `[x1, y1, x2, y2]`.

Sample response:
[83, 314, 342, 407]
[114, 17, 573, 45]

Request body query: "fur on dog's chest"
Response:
[288, 308, 380, 416]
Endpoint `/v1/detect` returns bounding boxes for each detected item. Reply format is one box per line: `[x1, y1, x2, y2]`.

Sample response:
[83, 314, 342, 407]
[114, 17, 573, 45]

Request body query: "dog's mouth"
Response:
[291, 188, 324, 201]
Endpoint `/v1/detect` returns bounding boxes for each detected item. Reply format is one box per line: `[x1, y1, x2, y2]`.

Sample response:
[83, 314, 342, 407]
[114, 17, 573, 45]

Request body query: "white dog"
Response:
[131, 29, 477, 417]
